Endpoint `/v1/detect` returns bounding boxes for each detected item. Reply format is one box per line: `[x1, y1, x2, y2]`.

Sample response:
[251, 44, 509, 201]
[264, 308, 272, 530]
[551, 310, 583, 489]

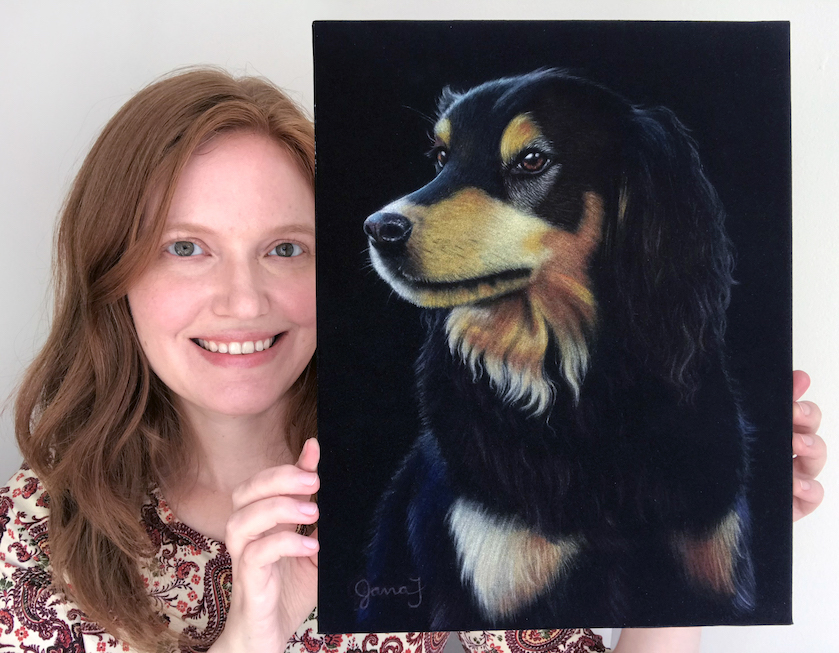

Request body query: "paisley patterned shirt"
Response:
[0, 467, 607, 652]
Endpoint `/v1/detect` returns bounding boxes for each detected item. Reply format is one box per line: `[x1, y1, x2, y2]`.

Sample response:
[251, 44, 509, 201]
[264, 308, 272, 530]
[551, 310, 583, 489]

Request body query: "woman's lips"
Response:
[190, 333, 285, 367]
[192, 335, 278, 355]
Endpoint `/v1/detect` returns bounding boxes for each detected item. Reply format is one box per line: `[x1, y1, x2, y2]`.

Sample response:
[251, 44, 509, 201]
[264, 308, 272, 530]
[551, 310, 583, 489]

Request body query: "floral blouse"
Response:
[0, 466, 607, 652]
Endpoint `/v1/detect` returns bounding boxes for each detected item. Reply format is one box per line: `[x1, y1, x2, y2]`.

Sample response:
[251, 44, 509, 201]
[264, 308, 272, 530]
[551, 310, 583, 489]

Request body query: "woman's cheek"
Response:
[129, 272, 206, 345]
[275, 269, 316, 324]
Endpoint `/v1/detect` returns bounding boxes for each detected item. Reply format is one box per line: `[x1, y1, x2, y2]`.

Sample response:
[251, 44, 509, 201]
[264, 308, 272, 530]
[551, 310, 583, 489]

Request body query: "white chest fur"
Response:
[446, 498, 582, 619]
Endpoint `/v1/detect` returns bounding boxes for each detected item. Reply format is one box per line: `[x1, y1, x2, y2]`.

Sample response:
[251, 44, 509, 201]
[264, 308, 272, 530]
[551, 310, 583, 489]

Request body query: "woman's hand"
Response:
[792, 370, 826, 521]
[210, 438, 320, 653]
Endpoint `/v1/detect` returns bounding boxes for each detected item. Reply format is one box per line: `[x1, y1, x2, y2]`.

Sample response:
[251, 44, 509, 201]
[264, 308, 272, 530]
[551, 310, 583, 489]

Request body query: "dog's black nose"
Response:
[364, 212, 413, 247]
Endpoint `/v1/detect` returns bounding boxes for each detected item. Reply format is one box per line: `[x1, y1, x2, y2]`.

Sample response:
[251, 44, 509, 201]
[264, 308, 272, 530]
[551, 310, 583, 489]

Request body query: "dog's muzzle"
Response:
[364, 212, 413, 252]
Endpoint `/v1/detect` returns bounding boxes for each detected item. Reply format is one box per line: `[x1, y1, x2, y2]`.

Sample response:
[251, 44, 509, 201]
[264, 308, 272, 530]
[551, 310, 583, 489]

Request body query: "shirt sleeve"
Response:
[0, 468, 132, 652]
[455, 629, 608, 653]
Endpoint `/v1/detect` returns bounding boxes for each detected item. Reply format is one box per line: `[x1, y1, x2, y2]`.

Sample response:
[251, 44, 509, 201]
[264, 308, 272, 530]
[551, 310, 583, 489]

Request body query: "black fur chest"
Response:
[416, 312, 746, 540]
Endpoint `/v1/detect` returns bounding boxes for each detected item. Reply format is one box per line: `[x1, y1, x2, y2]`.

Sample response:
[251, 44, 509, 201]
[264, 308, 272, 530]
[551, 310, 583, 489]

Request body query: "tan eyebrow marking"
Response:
[434, 117, 452, 148]
[500, 113, 543, 165]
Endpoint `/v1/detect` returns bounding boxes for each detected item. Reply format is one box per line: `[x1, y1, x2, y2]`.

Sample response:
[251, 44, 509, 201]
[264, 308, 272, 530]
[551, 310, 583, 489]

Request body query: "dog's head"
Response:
[364, 70, 623, 309]
[365, 70, 733, 411]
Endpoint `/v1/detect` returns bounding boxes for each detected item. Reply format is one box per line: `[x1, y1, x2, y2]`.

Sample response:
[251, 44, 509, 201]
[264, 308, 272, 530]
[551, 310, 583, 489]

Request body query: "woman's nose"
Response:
[212, 258, 269, 319]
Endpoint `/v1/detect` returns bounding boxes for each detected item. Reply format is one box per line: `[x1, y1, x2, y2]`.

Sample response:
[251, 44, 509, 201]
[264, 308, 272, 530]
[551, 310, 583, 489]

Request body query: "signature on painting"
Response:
[354, 578, 424, 609]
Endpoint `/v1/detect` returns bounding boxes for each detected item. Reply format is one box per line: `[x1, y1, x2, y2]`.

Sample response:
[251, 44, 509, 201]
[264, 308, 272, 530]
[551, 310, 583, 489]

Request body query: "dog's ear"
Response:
[610, 106, 734, 398]
[437, 86, 463, 116]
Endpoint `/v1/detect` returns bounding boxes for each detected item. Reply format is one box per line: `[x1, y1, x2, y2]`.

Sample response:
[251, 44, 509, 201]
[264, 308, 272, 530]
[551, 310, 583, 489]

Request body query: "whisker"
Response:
[401, 104, 435, 125]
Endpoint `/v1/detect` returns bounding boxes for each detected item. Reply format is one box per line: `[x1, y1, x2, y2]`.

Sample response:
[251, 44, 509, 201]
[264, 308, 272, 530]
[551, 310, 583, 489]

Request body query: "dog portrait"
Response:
[314, 22, 791, 633]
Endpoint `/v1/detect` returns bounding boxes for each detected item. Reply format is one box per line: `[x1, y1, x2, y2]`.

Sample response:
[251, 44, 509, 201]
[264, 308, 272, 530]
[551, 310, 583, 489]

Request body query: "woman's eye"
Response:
[271, 242, 303, 257]
[436, 149, 449, 168]
[167, 241, 204, 257]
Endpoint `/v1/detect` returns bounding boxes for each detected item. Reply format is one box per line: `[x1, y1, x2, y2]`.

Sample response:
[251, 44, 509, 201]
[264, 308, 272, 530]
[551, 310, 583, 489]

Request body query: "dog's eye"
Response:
[426, 145, 450, 172]
[513, 150, 551, 175]
[436, 148, 449, 168]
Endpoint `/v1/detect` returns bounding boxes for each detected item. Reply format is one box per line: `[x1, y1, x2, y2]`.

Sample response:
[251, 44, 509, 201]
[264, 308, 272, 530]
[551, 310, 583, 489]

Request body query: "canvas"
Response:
[314, 21, 792, 633]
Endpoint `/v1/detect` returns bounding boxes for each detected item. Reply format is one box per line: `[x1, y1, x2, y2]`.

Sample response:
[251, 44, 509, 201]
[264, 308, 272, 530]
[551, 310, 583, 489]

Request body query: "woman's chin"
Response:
[178, 387, 292, 422]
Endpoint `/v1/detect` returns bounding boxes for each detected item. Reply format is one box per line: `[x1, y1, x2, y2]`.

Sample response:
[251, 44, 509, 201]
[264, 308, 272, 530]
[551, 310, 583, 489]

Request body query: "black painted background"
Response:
[313, 21, 791, 632]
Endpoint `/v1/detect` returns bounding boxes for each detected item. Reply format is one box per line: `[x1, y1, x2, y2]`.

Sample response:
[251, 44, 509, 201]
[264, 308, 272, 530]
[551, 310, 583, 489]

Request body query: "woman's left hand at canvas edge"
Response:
[792, 370, 826, 521]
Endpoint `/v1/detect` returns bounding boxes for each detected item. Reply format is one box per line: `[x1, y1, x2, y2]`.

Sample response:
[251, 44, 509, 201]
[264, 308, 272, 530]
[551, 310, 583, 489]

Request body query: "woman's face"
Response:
[128, 132, 316, 419]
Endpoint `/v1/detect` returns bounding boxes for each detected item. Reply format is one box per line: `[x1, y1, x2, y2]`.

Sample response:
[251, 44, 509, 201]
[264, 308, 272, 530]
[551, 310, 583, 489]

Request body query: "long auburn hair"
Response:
[14, 67, 316, 650]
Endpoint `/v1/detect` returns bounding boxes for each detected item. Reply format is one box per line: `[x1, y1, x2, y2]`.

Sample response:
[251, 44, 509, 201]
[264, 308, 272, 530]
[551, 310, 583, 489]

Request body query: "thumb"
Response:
[296, 438, 320, 474]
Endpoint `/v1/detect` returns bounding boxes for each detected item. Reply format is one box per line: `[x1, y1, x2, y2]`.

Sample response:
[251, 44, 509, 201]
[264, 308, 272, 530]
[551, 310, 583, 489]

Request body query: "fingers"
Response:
[793, 400, 822, 435]
[792, 369, 811, 402]
[791, 369, 826, 483]
[226, 441, 321, 561]
[308, 526, 319, 568]
[793, 431, 827, 479]
[225, 494, 319, 557]
[231, 463, 319, 512]
[238, 530, 320, 570]
[295, 441, 320, 569]
[791, 373, 826, 523]
[793, 477, 825, 522]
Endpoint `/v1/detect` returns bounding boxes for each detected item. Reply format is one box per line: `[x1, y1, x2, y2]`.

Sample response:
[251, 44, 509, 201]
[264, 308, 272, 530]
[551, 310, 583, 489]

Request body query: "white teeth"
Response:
[195, 336, 276, 355]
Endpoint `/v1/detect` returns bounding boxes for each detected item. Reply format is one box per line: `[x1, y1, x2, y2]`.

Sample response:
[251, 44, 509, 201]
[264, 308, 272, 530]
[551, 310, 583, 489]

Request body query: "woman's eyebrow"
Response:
[162, 222, 217, 235]
[162, 222, 315, 236]
[280, 223, 316, 236]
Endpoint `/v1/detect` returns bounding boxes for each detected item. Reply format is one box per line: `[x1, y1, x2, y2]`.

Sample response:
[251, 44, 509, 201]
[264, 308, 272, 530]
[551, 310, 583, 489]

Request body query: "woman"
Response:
[0, 68, 826, 653]
[4, 67, 318, 652]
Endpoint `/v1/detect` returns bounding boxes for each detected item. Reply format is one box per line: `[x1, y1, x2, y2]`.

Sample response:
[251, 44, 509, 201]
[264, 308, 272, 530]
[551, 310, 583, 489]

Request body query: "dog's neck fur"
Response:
[446, 192, 603, 415]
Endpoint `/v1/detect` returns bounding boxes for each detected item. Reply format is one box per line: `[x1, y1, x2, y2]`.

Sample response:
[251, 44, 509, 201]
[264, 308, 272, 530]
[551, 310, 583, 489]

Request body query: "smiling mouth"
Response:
[191, 334, 281, 355]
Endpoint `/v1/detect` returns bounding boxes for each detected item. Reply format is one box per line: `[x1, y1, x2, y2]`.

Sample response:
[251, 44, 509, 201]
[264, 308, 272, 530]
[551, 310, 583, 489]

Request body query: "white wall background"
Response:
[0, 1, 835, 651]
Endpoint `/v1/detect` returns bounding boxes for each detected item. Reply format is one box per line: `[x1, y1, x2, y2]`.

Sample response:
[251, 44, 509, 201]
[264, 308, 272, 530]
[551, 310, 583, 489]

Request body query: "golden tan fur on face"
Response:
[371, 189, 551, 307]
[368, 111, 604, 412]
[499, 113, 543, 165]
[434, 116, 452, 148]
[446, 192, 603, 412]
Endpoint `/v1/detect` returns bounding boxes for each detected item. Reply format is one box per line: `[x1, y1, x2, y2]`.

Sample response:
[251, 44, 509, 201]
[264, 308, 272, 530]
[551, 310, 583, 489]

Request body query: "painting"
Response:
[314, 21, 792, 633]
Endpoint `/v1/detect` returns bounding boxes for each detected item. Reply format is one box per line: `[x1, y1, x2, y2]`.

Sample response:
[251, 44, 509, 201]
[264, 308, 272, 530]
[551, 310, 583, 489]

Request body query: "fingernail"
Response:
[798, 401, 811, 416]
[802, 435, 814, 447]
[298, 502, 318, 516]
[299, 438, 316, 456]
[800, 479, 811, 491]
[302, 536, 319, 550]
[300, 472, 317, 486]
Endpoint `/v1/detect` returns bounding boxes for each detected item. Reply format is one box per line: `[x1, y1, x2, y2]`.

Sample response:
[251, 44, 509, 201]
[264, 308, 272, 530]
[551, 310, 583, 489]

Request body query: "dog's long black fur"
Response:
[360, 70, 753, 630]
